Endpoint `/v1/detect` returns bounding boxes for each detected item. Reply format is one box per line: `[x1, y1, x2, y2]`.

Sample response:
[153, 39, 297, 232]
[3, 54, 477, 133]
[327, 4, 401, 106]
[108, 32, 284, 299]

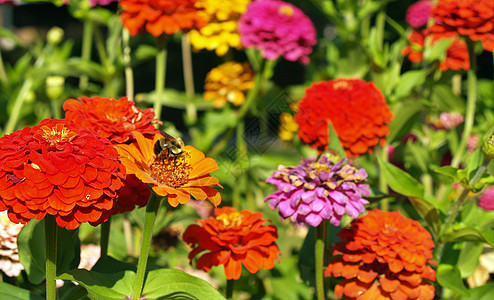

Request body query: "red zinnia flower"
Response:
[429, 0, 494, 52]
[119, 0, 207, 37]
[295, 79, 393, 157]
[402, 29, 470, 71]
[63, 96, 159, 214]
[325, 209, 436, 300]
[182, 207, 280, 280]
[0, 119, 125, 230]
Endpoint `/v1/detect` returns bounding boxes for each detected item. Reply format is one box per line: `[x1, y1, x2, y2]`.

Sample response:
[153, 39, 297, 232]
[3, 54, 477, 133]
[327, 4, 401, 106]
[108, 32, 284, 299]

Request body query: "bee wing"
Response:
[159, 130, 174, 140]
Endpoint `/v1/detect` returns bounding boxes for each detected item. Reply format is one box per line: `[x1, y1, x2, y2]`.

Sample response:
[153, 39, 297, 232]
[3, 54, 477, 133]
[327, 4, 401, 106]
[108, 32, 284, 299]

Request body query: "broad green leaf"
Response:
[91, 256, 137, 274]
[387, 100, 423, 143]
[142, 269, 225, 300]
[0, 282, 44, 300]
[434, 166, 458, 179]
[481, 229, 494, 247]
[378, 159, 424, 199]
[61, 285, 90, 300]
[458, 282, 494, 300]
[134, 45, 158, 62]
[441, 227, 486, 243]
[430, 84, 465, 113]
[457, 242, 483, 278]
[424, 37, 453, 63]
[393, 70, 426, 99]
[58, 269, 135, 300]
[328, 121, 345, 158]
[436, 264, 468, 296]
[18, 219, 80, 285]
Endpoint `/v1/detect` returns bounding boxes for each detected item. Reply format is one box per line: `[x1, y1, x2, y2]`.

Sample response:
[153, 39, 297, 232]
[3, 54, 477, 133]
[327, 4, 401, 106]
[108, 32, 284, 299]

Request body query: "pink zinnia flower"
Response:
[90, 0, 117, 6]
[406, 0, 433, 28]
[265, 154, 370, 227]
[238, 0, 316, 64]
[479, 187, 494, 211]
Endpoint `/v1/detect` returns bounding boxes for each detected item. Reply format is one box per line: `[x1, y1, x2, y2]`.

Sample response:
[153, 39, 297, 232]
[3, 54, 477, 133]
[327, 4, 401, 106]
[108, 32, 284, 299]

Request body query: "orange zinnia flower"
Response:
[64, 96, 159, 214]
[295, 79, 394, 157]
[325, 209, 436, 300]
[0, 119, 125, 230]
[182, 206, 280, 280]
[429, 0, 494, 52]
[119, 0, 207, 37]
[114, 131, 221, 207]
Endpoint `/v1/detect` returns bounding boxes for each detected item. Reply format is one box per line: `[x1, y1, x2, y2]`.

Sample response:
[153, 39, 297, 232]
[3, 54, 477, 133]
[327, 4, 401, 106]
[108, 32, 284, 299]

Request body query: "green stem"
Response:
[123, 28, 134, 102]
[451, 40, 477, 168]
[226, 279, 234, 299]
[100, 217, 111, 257]
[93, 25, 109, 67]
[378, 146, 389, 211]
[123, 213, 135, 257]
[315, 222, 326, 300]
[153, 35, 168, 121]
[0, 47, 7, 82]
[45, 215, 58, 300]
[182, 33, 197, 125]
[4, 78, 33, 134]
[79, 20, 93, 90]
[131, 193, 163, 300]
[375, 9, 386, 52]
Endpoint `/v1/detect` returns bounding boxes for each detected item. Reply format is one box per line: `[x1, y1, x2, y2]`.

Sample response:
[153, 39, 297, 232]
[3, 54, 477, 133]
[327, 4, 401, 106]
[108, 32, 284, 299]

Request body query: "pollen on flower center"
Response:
[38, 123, 77, 146]
[333, 80, 352, 90]
[279, 5, 294, 16]
[216, 212, 242, 227]
[150, 151, 192, 188]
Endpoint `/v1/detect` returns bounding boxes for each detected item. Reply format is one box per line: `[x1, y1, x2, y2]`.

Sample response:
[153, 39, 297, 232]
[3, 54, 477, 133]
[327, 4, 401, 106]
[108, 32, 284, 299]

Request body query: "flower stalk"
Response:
[123, 28, 134, 102]
[131, 193, 163, 300]
[182, 33, 197, 125]
[315, 222, 326, 300]
[153, 35, 168, 121]
[226, 279, 234, 299]
[45, 215, 58, 300]
[79, 20, 93, 91]
[100, 217, 111, 257]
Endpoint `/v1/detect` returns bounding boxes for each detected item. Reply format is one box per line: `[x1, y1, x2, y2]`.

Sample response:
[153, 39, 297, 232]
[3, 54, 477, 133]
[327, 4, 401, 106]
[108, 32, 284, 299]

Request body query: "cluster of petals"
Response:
[479, 186, 494, 211]
[405, 0, 433, 28]
[119, 0, 207, 37]
[429, 0, 494, 52]
[238, 0, 316, 64]
[183, 206, 280, 280]
[295, 79, 393, 157]
[115, 131, 221, 207]
[190, 0, 251, 56]
[265, 154, 370, 227]
[325, 209, 436, 300]
[203, 62, 255, 108]
[429, 112, 464, 130]
[402, 29, 470, 71]
[64, 96, 159, 214]
[89, 0, 117, 7]
[0, 212, 24, 277]
[0, 119, 125, 229]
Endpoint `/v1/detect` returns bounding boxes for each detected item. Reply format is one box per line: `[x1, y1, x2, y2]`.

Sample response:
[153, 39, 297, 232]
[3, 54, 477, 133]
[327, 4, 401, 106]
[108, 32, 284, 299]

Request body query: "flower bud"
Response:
[482, 135, 494, 160]
[46, 76, 65, 100]
[47, 27, 64, 45]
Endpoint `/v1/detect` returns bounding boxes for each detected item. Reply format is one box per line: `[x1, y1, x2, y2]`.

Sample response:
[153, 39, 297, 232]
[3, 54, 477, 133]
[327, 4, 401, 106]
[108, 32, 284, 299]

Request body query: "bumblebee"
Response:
[154, 130, 185, 159]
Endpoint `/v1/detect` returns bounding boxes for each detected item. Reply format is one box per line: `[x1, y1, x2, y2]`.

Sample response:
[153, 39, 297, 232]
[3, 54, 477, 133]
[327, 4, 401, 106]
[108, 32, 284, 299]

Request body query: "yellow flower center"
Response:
[150, 151, 192, 188]
[38, 124, 77, 146]
[333, 80, 352, 90]
[279, 5, 294, 16]
[216, 212, 242, 227]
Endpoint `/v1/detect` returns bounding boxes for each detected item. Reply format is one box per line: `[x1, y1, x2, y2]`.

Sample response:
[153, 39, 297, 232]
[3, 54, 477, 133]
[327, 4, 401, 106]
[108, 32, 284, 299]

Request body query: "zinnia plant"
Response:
[183, 206, 280, 296]
[295, 78, 394, 157]
[238, 0, 316, 64]
[325, 209, 436, 300]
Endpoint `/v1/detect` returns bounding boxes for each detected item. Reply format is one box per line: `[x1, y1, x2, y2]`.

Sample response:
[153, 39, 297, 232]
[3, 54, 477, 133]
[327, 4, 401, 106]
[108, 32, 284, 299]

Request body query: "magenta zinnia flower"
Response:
[479, 186, 494, 211]
[406, 0, 433, 28]
[265, 155, 370, 227]
[238, 0, 316, 64]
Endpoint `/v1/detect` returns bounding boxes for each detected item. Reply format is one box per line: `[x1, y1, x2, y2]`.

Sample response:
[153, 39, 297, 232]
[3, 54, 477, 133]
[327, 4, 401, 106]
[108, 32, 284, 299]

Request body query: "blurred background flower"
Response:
[478, 186, 494, 211]
[183, 206, 280, 280]
[295, 79, 394, 157]
[325, 209, 436, 300]
[119, 0, 207, 36]
[238, 0, 316, 64]
[203, 62, 255, 108]
[265, 154, 370, 227]
[405, 0, 433, 28]
[190, 0, 251, 56]
[0, 211, 23, 277]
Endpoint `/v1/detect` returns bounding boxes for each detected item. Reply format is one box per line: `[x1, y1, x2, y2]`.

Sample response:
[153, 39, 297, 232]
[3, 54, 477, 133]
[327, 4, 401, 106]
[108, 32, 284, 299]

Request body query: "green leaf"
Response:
[430, 84, 465, 113]
[0, 282, 44, 300]
[393, 70, 426, 99]
[458, 282, 494, 300]
[441, 227, 486, 243]
[58, 269, 135, 300]
[436, 264, 468, 296]
[457, 242, 483, 278]
[481, 229, 494, 247]
[328, 121, 345, 158]
[424, 37, 453, 63]
[434, 166, 459, 179]
[387, 100, 423, 143]
[142, 269, 225, 299]
[378, 159, 424, 199]
[91, 256, 137, 274]
[17, 219, 80, 284]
